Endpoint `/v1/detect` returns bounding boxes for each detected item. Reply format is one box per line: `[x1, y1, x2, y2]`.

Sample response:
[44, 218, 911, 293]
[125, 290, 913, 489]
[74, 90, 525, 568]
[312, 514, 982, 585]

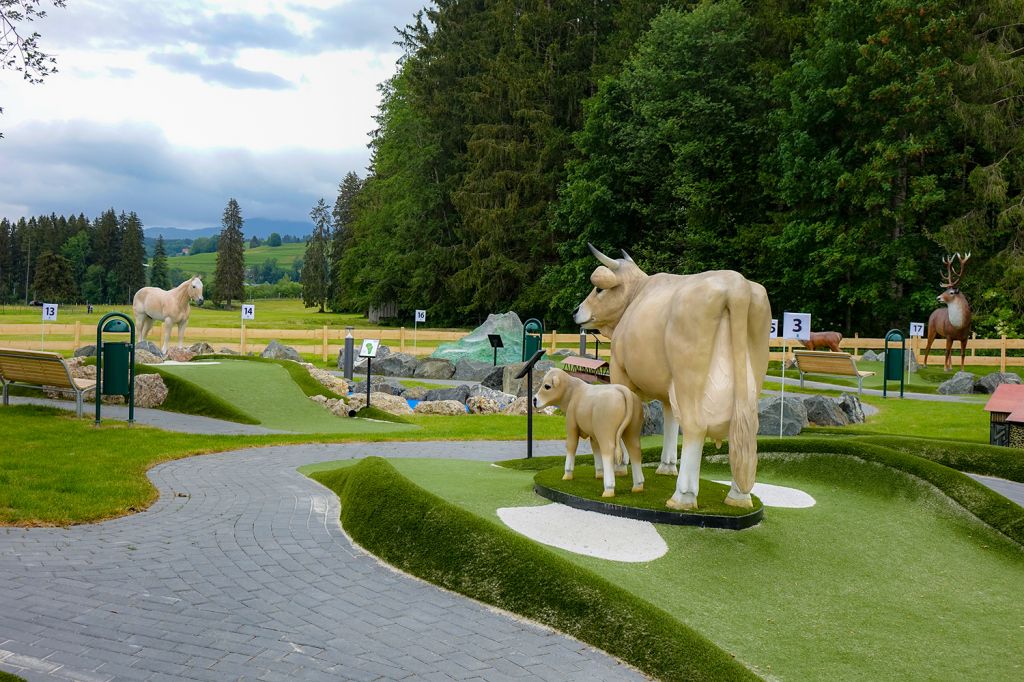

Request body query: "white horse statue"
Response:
[133, 276, 205, 353]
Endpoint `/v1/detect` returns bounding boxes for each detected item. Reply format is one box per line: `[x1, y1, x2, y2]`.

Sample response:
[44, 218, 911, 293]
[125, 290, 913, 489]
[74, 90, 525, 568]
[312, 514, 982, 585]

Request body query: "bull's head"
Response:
[573, 244, 647, 335]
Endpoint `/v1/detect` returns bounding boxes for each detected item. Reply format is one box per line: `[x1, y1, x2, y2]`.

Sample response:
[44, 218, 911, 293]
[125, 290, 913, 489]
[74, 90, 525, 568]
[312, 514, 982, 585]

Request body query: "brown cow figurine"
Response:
[801, 331, 843, 352]
[924, 253, 972, 372]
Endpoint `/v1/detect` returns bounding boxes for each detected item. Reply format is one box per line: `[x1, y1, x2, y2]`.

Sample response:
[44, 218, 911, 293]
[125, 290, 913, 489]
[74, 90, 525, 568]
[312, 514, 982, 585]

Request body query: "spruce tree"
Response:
[117, 211, 147, 303]
[329, 172, 362, 311]
[214, 198, 246, 306]
[91, 209, 121, 302]
[32, 251, 77, 302]
[301, 198, 331, 312]
[150, 235, 171, 289]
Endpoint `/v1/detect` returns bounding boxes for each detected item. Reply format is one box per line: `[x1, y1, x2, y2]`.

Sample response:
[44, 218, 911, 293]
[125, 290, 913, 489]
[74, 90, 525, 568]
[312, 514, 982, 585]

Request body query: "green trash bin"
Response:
[102, 342, 132, 396]
[883, 329, 906, 398]
[523, 318, 544, 362]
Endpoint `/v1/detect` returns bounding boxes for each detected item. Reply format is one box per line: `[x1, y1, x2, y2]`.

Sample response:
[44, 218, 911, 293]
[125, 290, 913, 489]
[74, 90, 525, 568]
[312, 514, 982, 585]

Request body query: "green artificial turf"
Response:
[0, 671, 25, 682]
[193, 354, 344, 400]
[155, 359, 410, 434]
[534, 464, 762, 516]
[768, 361, 1022, 395]
[135, 364, 259, 424]
[310, 457, 758, 682]
[361, 452, 1024, 682]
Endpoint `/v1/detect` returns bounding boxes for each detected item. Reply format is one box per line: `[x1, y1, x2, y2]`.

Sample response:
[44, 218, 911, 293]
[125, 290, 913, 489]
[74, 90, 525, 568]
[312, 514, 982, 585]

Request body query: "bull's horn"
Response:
[620, 249, 634, 263]
[588, 243, 620, 271]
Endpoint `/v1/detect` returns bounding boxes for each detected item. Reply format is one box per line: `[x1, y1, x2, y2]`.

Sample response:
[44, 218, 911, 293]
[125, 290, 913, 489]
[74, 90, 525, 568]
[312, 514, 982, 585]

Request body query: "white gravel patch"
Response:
[713, 480, 816, 508]
[497, 504, 667, 563]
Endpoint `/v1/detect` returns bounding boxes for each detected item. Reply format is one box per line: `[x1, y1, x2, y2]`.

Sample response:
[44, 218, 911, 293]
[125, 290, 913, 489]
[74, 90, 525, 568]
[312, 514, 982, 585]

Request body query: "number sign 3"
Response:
[782, 312, 811, 341]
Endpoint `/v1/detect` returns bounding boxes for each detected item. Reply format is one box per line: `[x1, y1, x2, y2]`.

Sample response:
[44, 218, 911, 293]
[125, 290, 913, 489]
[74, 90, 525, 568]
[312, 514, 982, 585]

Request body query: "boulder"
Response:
[642, 400, 664, 437]
[136, 340, 164, 356]
[837, 393, 866, 424]
[303, 364, 349, 396]
[502, 396, 557, 416]
[188, 342, 214, 356]
[350, 378, 404, 397]
[503, 360, 555, 397]
[353, 345, 392, 372]
[402, 386, 428, 401]
[374, 352, 420, 378]
[69, 362, 96, 380]
[860, 350, 881, 362]
[975, 372, 1023, 394]
[134, 373, 169, 408]
[414, 400, 467, 416]
[261, 340, 303, 363]
[479, 365, 506, 391]
[549, 348, 574, 359]
[414, 358, 456, 380]
[309, 395, 349, 417]
[73, 345, 96, 358]
[937, 371, 977, 395]
[468, 384, 517, 411]
[466, 396, 501, 414]
[165, 347, 195, 362]
[424, 385, 471, 404]
[803, 395, 850, 427]
[346, 392, 413, 416]
[218, 347, 239, 355]
[453, 358, 494, 382]
[757, 396, 807, 436]
[135, 349, 164, 365]
[430, 312, 524, 365]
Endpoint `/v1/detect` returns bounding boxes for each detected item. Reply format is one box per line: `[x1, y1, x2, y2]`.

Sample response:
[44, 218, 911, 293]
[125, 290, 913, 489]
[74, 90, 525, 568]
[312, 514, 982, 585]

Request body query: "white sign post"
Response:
[910, 322, 925, 338]
[414, 309, 426, 350]
[779, 312, 811, 438]
[241, 304, 255, 351]
[41, 303, 57, 350]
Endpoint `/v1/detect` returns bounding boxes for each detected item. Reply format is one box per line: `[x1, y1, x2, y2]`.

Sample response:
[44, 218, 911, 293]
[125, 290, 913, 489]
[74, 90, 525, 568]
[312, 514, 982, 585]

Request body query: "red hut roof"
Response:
[983, 384, 1024, 415]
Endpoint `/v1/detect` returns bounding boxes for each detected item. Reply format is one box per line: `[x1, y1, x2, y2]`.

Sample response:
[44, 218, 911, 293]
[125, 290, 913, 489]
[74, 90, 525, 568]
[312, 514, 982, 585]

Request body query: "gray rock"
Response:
[414, 357, 456, 380]
[261, 340, 303, 363]
[838, 393, 866, 424]
[861, 350, 881, 362]
[424, 385, 471, 404]
[135, 340, 164, 356]
[803, 395, 850, 427]
[937, 371, 977, 395]
[468, 384, 518, 410]
[758, 396, 807, 436]
[453, 358, 494, 382]
[642, 400, 664, 437]
[905, 350, 921, 373]
[73, 345, 96, 358]
[503, 360, 555, 397]
[480, 365, 506, 391]
[188, 342, 214, 356]
[374, 352, 421, 378]
[350, 377, 404, 396]
[353, 344, 392, 372]
[975, 371, 1023, 394]
[402, 386, 428, 401]
[217, 347, 239, 355]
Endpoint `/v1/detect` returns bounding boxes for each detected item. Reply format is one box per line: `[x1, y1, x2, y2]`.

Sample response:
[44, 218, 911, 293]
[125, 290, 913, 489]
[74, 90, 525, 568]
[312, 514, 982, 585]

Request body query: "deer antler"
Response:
[940, 252, 971, 288]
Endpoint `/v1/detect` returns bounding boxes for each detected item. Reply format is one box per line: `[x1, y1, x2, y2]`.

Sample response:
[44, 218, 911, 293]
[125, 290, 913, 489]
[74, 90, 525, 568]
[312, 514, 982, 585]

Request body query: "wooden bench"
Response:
[0, 348, 97, 417]
[793, 350, 875, 395]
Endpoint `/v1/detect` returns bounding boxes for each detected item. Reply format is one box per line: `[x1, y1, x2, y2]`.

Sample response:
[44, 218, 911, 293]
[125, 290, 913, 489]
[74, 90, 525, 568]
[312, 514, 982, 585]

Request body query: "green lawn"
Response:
[771, 360, 1023, 394]
[167, 242, 307, 273]
[358, 454, 1024, 681]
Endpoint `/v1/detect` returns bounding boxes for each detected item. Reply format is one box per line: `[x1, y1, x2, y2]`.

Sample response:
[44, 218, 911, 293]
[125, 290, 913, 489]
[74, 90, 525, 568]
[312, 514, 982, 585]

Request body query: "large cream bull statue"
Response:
[573, 245, 771, 510]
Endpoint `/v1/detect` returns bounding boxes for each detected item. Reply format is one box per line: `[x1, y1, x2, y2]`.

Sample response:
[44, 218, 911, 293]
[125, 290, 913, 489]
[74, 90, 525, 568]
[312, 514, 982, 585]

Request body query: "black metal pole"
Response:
[526, 367, 533, 459]
[493, 347, 497, 366]
[128, 321, 135, 425]
[94, 322, 102, 426]
[366, 357, 372, 408]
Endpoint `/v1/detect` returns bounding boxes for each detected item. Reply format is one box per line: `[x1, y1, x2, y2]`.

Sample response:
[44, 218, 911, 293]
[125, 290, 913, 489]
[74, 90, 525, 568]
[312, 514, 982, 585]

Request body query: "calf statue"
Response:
[533, 368, 645, 498]
[574, 245, 771, 510]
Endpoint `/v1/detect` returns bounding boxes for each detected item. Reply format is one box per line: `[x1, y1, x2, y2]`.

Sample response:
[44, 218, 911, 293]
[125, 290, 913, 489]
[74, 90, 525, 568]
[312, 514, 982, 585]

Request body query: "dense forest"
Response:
[336, 0, 1024, 337]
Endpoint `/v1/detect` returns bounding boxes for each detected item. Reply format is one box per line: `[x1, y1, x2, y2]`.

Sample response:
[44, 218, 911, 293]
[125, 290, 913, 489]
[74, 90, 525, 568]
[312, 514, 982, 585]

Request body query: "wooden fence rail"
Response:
[3, 324, 1024, 371]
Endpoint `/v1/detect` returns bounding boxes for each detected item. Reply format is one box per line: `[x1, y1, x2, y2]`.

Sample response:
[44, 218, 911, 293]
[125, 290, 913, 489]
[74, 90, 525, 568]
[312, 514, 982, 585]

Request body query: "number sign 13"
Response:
[42, 304, 58, 321]
[782, 312, 811, 341]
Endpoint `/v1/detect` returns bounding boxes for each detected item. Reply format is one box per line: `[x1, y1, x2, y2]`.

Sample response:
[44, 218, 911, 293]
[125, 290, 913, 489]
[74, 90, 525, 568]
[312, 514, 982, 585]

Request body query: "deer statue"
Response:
[801, 331, 843, 352]
[924, 253, 972, 372]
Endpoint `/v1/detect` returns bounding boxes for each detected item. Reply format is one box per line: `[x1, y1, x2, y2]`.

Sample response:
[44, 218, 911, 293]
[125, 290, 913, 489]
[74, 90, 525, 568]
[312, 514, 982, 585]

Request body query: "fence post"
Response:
[400, 327, 406, 353]
[550, 330, 557, 352]
[853, 332, 859, 358]
[74, 320, 81, 349]
[1001, 335, 1007, 372]
[241, 324, 247, 354]
[911, 334, 920, 363]
[322, 325, 329, 362]
[971, 332, 977, 357]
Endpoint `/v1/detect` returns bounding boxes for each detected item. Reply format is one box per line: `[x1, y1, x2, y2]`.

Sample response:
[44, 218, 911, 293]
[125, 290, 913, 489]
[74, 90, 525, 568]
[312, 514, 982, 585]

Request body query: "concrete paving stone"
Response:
[0, 441, 647, 681]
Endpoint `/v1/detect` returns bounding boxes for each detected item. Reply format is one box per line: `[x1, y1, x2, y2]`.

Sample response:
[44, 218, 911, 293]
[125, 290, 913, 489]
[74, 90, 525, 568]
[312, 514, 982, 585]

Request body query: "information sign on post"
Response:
[359, 339, 380, 408]
[909, 322, 925, 337]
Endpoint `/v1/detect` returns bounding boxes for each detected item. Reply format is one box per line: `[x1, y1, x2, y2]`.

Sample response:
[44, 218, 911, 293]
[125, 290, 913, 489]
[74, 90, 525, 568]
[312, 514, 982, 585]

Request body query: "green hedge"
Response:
[312, 457, 758, 682]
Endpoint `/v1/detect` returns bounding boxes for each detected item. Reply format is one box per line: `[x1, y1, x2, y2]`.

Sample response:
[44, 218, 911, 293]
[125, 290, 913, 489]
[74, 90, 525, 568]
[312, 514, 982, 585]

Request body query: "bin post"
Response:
[95, 312, 136, 426]
[522, 318, 544, 362]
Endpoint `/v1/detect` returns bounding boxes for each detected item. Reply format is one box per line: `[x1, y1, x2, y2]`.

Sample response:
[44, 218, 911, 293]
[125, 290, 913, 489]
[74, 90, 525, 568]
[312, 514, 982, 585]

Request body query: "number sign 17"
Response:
[909, 322, 925, 337]
[782, 312, 811, 341]
[42, 304, 58, 321]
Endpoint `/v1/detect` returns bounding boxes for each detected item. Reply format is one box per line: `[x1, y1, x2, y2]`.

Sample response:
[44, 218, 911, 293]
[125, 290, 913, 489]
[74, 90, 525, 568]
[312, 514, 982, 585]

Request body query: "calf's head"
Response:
[533, 368, 570, 409]
[573, 244, 647, 334]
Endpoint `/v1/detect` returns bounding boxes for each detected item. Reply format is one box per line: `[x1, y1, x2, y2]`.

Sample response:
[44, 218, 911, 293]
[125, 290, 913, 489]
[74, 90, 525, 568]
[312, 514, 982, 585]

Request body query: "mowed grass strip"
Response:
[379, 452, 1024, 682]
[311, 457, 758, 682]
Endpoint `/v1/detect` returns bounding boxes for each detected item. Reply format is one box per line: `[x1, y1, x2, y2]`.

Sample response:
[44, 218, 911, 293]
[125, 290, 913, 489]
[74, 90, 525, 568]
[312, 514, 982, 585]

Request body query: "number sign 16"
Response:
[782, 312, 811, 341]
[42, 304, 58, 321]
[241, 304, 255, 320]
[909, 322, 925, 337]
[415, 309, 426, 323]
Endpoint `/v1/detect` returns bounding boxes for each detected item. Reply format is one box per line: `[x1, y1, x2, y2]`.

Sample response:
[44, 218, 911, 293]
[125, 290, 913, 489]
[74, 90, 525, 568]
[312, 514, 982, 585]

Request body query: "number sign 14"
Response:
[42, 304, 58, 321]
[782, 312, 811, 341]
[241, 304, 255, 320]
[909, 322, 925, 337]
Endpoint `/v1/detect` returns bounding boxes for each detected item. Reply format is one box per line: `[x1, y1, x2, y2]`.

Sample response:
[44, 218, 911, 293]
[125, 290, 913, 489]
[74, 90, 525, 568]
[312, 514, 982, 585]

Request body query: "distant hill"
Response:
[145, 217, 312, 241]
[166, 242, 307, 275]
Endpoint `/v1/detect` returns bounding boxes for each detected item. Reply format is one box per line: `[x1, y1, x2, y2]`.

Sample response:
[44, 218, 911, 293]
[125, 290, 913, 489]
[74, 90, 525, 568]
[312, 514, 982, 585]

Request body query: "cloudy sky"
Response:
[0, 0, 428, 228]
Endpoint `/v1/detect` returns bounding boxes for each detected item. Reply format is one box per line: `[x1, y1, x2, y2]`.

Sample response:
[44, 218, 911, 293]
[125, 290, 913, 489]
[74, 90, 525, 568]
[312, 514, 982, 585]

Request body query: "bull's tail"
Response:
[727, 286, 760, 495]
[612, 387, 634, 467]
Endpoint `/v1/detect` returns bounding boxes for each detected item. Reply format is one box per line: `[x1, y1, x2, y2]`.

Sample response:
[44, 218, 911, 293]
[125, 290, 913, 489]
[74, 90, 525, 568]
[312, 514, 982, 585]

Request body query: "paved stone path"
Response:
[0, 440, 637, 682]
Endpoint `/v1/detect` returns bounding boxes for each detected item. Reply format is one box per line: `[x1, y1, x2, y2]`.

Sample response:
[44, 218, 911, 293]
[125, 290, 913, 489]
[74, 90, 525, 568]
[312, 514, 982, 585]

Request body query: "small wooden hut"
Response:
[983, 383, 1024, 448]
[561, 356, 610, 384]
